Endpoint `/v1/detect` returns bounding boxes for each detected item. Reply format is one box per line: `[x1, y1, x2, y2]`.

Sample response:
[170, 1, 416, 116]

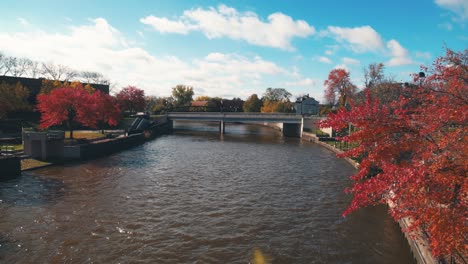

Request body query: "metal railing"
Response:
[0, 145, 15, 155]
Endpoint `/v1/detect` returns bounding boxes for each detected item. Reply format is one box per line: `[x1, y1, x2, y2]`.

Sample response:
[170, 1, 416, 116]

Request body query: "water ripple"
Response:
[0, 124, 415, 263]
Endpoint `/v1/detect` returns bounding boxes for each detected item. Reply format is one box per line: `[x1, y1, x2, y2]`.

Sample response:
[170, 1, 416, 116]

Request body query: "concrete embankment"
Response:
[64, 121, 172, 160]
[12, 118, 171, 173]
[80, 133, 146, 160]
[301, 132, 358, 168]
[301, 131, 437, 264]
[0, 156, 21, 180]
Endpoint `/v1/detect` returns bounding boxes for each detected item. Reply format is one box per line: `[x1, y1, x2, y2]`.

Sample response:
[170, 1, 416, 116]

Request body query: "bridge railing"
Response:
[167, 112, 301, 118]
[166, 112, 303, 123]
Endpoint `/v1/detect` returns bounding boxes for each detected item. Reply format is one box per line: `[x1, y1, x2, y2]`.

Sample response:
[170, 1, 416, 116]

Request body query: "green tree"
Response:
[262, 88, 292, 102]
[144, 96, 159, 112]
[194, 95, 211, 101]
[243, 94, 262, 112]
[0, 81, 30, 119]
[260, 101, 294, 113]
[171, 84, 194, 109]
[260, 88, 294, 113]
[152, 97, 173, 114]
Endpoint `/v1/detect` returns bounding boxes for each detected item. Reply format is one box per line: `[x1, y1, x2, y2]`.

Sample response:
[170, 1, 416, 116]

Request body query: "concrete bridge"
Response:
[166, 112, 304, 137]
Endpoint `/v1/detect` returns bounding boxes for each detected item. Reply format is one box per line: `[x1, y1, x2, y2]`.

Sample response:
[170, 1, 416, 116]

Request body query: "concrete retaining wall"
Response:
[81, 133, 145, 160]
[0, 156, 21, 180]
[63, 145, 82, 159]
[302, 132, 358, 168]
[62, 133, 145, 160]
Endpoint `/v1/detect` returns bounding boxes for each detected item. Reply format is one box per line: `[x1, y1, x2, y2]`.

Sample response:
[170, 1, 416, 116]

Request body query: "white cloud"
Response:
[438, 22, 454, 31]
[141, 4, 315, 50]
[342, 57, 360, 65]
[325, 25, 385, 53]
[0, 18, 292, 99]
[17, 17, 30, 26]
[285, 78, 316, 87]
[324, 26, 415, 68]
[205, 52, 226, 62]
[140, 16, 194, 34]
[435, 0, 468, 20]
[293, 55, 304, 62]
[415, 51, 431, 60]
[333, 64, 349, 71]
[325, 44, 340, 55]
[386, 39, 413, 66]
[317, 56, 332, 64]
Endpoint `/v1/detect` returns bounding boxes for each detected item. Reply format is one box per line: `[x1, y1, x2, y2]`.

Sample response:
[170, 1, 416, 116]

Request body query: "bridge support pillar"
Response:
[219, 121, 225, 134]
[282, 123, 302, 137]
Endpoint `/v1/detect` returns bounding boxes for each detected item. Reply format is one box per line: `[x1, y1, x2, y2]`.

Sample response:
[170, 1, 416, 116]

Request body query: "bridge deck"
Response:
[167, 112, 302, 124]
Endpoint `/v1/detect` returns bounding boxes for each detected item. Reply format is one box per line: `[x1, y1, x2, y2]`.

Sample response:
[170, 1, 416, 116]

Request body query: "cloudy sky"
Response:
[0, 0, 466, 101]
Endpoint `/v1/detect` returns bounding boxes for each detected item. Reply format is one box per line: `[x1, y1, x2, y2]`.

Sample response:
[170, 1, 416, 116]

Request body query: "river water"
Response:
[0, 122, 415, 263]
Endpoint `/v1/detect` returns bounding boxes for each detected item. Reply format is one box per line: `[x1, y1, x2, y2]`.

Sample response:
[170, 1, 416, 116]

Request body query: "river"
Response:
[0, 122, 415, 263]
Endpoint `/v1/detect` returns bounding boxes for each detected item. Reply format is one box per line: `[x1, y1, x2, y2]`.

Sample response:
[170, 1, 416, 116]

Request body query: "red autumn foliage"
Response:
[92, 90, 121, 129]
[323, 68, 357, 107]
[37, 84, 120, 138]
[116, 86, 145, 114]
[320, 49, 467, 257]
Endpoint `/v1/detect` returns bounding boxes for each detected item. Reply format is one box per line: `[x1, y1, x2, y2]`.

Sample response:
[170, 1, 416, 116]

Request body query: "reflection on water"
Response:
[0, 175, 66, 207]
[0, 123, 415, 263]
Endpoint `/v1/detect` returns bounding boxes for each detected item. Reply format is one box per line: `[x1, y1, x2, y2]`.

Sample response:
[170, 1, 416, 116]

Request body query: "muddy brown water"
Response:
[0, 123, 415, 263]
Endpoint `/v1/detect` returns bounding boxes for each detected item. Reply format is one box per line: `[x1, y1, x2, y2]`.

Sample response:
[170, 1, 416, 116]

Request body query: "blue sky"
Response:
[0, 0, 466, 101]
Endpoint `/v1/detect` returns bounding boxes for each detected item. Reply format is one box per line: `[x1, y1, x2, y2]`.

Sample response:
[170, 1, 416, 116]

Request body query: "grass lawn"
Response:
[303, 128, 330, 137]
[13, 144, 23, 151]
[325, 141, 359, 151]
[65, 131, 105, 139]
[21, 158, 51, 170]
[0, 144, 23, 152]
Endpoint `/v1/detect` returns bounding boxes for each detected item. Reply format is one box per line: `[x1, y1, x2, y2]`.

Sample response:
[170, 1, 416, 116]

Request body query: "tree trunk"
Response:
[67, 120, 73, 139]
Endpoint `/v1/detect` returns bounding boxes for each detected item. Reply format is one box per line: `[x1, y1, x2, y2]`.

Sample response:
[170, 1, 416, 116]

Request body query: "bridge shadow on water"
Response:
[173, 122, 291, 145]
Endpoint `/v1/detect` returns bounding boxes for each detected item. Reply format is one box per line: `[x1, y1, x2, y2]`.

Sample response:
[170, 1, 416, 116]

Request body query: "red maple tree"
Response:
[320, 49, 467, 257]
[92, 90, 121, 133]
[37, 84, 121, 139]
[116, 86, 145, 114]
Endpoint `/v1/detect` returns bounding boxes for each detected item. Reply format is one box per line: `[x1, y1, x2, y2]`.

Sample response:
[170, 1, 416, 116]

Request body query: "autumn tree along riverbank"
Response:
[320, 49, 467, 259]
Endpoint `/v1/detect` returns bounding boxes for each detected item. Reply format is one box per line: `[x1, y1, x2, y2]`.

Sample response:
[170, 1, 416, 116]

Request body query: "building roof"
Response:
[191, 101, 209, 107]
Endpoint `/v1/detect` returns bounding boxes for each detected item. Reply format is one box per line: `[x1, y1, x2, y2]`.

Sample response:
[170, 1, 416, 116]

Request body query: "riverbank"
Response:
[16, 121, 172, 171]
[301, 131, 437, 264]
